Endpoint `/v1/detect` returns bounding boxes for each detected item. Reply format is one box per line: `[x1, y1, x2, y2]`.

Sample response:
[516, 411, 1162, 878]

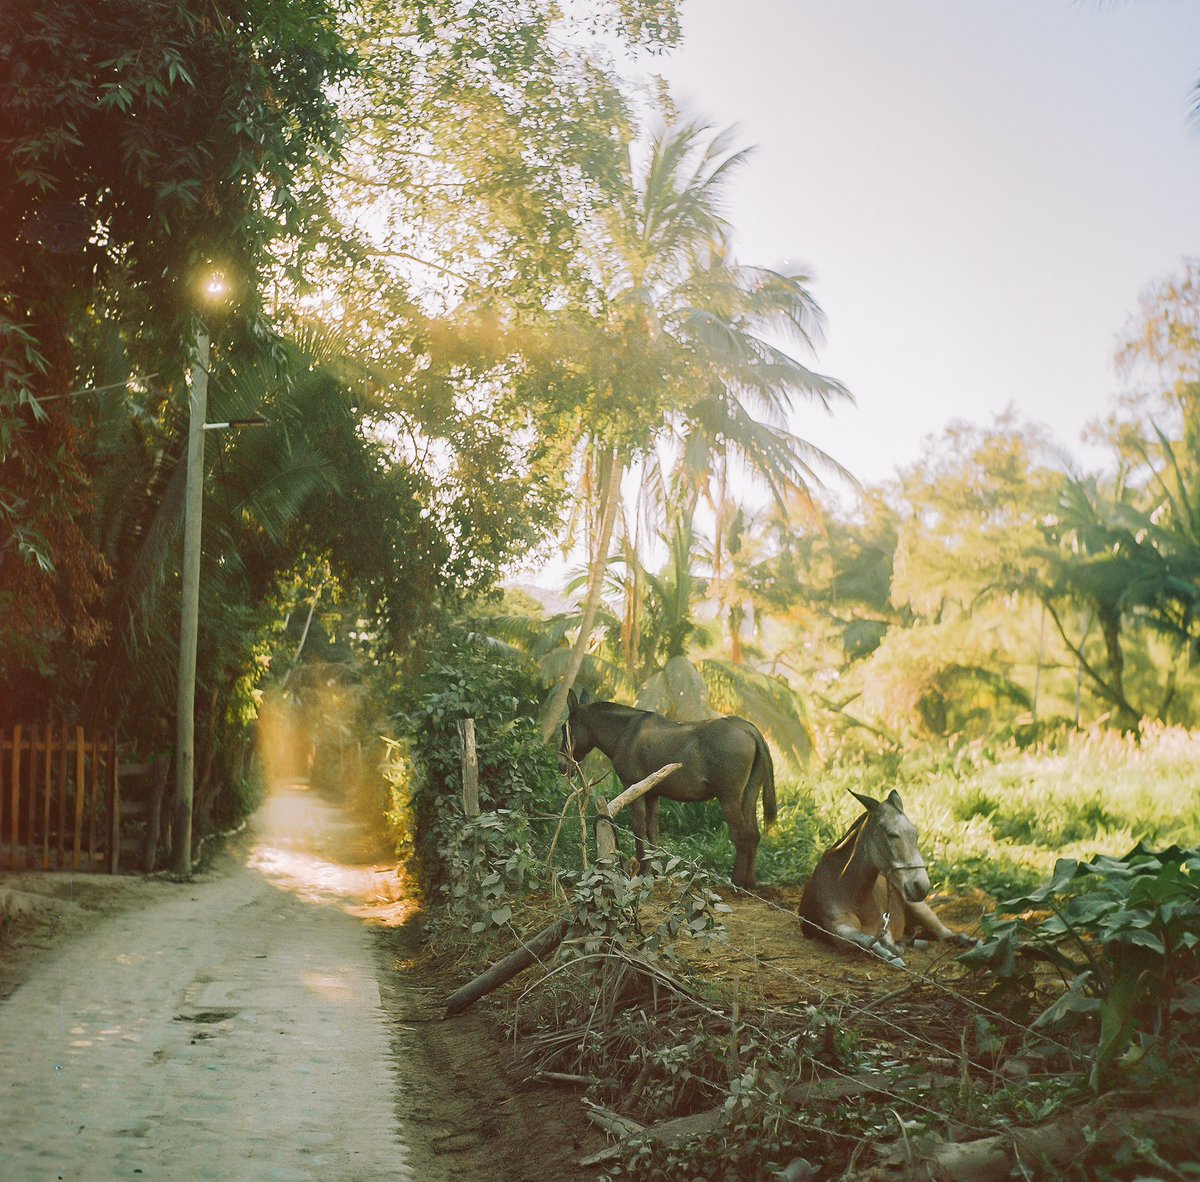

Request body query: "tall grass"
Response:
[658, 724, 1200, 900]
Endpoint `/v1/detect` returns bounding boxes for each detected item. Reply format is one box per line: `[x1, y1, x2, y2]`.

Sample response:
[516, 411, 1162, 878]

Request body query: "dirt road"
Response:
[0, 784, 413, 1182]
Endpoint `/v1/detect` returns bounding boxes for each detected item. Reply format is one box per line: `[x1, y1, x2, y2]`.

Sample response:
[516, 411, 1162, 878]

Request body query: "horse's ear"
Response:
[885, 788, 904, 812]
[567, 688, 579, 711]
[579, 686, 594, 706]
[849, 789, 879, 813]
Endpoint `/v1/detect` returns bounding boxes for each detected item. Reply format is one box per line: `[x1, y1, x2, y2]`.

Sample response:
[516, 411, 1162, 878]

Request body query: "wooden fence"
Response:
[0, 724, 121, 873]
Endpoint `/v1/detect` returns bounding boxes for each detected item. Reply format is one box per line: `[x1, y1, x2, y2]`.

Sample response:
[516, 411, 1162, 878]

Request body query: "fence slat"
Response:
[57, 722, 68, 868]
[108, 733, 120, 875]
[42, 726, 53, 869]
[73, 725, 85, 870]
[88, 736, 99, 867]
[11, 723, 22, 860]
[26, 724, 40, 869]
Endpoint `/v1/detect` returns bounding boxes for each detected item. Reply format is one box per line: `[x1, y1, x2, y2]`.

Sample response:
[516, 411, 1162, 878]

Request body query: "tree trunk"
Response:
[539, 446, 624, 740]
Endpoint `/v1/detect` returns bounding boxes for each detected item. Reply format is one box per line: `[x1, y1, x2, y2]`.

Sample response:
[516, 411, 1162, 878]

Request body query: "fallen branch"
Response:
[444, 919, 568, 1017]
[581, 1100, 729, 1166]
[856, 1098, 1198, 1182]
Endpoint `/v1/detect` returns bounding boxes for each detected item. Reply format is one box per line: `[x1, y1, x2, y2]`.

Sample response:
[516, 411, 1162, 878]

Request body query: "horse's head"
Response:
[851, 789, 931, 903]
[558, 688, 597, 773]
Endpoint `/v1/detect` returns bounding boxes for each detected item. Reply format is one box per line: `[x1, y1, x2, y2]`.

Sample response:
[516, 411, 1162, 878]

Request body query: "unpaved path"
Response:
[0, 784, 412, 1182]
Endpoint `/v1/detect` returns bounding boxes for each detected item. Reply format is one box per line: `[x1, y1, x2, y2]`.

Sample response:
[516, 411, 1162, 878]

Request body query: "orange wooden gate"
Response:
[0, 724, 120, 873]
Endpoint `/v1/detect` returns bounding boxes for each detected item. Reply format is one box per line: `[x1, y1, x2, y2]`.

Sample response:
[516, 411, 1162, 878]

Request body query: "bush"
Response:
[385, 636, 566, 898]
[963, 843, 1200, 1091]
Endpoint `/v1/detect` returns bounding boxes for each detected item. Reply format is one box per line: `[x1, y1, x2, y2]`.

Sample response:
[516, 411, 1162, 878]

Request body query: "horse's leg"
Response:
[645, 795, 661, 853]
[741, 781, 762, 890]
[827, 917, 906, 966]
[629, 796, 648, 872]
[902, 900, 977, 948]
[718, 797, 754, 889]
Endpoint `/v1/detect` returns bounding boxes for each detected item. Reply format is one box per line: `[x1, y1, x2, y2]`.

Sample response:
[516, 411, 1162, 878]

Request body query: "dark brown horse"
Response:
[798, 789, 974, 967]
[559, 690, 776, 888]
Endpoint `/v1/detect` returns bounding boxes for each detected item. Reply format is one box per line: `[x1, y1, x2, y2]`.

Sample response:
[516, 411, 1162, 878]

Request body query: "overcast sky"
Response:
[648, 0, 1200, 487]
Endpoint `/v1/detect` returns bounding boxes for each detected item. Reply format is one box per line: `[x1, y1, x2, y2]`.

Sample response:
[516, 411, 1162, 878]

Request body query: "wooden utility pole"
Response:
[173, 325, 209, 877]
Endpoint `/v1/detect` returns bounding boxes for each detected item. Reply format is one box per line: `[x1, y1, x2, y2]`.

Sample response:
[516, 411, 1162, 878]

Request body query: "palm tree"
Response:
[538, 120, 851, 738]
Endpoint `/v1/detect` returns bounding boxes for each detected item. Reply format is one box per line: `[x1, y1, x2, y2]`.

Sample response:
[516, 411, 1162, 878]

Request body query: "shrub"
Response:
[963, 843, 1200, 1091]
[386, 636, 565, 898]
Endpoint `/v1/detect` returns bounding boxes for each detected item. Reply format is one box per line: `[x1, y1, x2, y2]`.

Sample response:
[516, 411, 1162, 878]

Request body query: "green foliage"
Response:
[964, 843, 1200, 1091]
[439, 810, 542, 935]
[388, 636, 564, 894]
[559, 852, 730, 963]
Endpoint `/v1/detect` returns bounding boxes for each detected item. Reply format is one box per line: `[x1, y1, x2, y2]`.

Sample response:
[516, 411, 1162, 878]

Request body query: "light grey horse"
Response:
[798, 789, 974, 967]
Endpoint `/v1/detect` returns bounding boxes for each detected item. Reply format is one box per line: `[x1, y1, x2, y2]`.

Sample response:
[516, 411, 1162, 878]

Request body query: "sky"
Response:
[645, 0, 1200, 489]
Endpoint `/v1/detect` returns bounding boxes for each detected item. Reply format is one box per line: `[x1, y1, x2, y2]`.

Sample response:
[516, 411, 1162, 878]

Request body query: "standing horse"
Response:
[798, 789, 974, 967]
[559, 690, 776, 889]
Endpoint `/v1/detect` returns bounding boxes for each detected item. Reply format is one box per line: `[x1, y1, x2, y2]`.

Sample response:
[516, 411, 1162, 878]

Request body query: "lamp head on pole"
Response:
[192, 264, 233, 310]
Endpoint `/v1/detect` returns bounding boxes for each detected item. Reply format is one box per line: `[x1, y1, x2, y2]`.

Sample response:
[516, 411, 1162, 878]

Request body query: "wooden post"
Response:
[10, 724, 21, 862]
[57, 722, 68, 867]
[42, 725, 53, 869]
[108, 732, 120, 874]
[594, 796, 618, 863]
[458, 718, 479, 818]
[24, 724, 36, 867]
[88, 735, 100, 867]
[73, 725, 85, 869]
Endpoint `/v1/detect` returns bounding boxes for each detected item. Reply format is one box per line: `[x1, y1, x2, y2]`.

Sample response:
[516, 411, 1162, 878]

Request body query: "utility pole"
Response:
[173, 324, 209, 877]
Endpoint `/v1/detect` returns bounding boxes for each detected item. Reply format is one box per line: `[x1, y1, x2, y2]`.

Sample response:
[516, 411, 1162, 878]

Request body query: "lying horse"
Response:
[559, 690, 776, 889]
[798, 789, 974, 967]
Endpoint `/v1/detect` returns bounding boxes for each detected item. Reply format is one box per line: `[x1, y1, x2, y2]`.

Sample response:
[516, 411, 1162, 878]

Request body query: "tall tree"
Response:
[536, 121, 850, 738]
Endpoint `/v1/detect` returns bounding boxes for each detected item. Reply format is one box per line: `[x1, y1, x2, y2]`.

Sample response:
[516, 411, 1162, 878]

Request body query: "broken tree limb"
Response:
[443, 762, 684, 1017]
[581, 1100, 727, 1165]
[444, 918, 568, 1017]
[854, 1099, 1198, 1182]
[606, 763, 682, 819]
[596, 762, 682, 861]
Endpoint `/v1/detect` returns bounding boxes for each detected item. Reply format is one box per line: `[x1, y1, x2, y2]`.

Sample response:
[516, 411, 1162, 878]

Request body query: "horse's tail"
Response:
[753, 730, 777, 828]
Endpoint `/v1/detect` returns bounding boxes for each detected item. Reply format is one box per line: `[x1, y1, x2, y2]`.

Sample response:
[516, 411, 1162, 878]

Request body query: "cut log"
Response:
[444, 918, 568, 1017]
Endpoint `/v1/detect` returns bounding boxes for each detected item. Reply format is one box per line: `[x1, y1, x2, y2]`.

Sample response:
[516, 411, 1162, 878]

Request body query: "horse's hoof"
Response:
[950, 933, 979, 948]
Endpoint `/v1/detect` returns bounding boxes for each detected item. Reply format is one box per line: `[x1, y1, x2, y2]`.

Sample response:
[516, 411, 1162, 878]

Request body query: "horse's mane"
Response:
[589, 701, 650, 720]
[829, 811, 869, 875]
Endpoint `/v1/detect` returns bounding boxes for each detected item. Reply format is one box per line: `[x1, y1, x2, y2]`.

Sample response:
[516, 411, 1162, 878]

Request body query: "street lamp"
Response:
[173, 271, 238, 877]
